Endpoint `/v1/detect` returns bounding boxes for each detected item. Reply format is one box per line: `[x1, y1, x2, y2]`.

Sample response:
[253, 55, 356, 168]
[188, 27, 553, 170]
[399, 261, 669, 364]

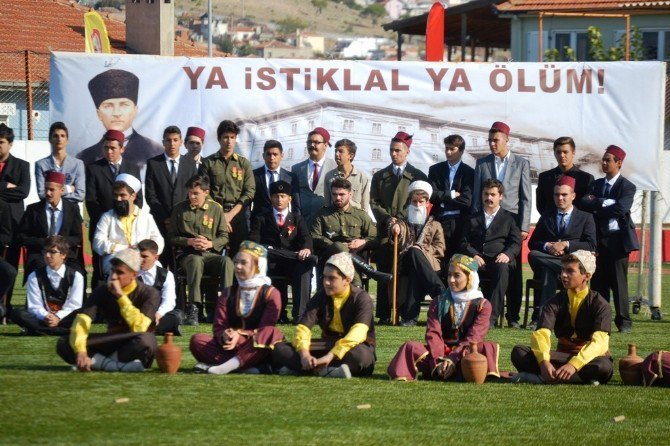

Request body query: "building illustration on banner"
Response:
[236, 99, 600, 184]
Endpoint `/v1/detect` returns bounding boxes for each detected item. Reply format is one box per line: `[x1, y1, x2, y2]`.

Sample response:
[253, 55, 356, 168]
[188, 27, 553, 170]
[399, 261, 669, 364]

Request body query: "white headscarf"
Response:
[449, 256, 484, 326]
[236, 244, 272, 317]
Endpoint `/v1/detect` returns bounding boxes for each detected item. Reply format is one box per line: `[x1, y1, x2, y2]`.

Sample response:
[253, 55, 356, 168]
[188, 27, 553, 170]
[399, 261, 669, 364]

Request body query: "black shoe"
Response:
[184, 304, 199, 326]
[377, 318, 392, 326]
[619, 325, 632, 333]
[527, 321, 537, 331]
[351, 255, 392, 284]
[508, 321, 520, 329]
[400, 319, 417, 327]
[278, 315, 291, 324]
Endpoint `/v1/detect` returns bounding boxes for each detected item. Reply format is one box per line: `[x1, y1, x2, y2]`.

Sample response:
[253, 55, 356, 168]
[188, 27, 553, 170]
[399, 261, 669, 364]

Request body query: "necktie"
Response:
[49, 207, 57, 236]
[311, 163, 319, 190]
[170, 159, 177, 185]
[0, 162, 5, 176]
[110, 163, 118, 176]
[558, 212, 567, 235]
[277, 213, 284, 227]
[396, 167, 402, 179]
[604, 182, 611, 198]
[137, 276, 144, 284]
[269, 171, 277, 188]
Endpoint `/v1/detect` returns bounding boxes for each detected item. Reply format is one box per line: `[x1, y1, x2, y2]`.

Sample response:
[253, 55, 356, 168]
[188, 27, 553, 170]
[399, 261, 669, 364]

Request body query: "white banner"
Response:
[50, 52, 665, 191]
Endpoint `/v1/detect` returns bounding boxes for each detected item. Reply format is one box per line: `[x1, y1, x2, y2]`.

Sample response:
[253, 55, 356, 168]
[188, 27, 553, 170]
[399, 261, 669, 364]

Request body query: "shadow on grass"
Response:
[0, 364, 69, 372]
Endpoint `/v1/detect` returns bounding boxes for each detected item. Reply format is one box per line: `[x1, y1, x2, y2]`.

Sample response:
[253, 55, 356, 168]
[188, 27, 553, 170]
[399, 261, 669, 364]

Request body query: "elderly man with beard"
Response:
[388, 181, 446, 326]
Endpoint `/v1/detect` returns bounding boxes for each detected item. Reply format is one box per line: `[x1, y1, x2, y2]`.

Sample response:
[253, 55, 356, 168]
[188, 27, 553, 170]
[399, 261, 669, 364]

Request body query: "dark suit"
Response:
[85, 157, 142, 286]
[17, 199, 84, 281]
[145, 154, 198, 237]
[0, 199, 17, 304]
[249, 209, 315, 320]
[251, 166, 301, 217]
[528, 207, 597, 317]
[370, 163, 428, 321]
[580, 175, 638, 330]
[77, 129, 164, 171]
[0, 153, 30, 307]
[536, 166, 594, 214]
[460, 208, 521, 325]
[428, 160, 474, 258]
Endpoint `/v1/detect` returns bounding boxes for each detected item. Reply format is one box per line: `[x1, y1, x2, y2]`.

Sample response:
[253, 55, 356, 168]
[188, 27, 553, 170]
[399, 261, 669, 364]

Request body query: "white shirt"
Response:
[602, 173, 621, 231]
[308, 158, 325, 189]
[50, 156, 75, 194]
[164, 153, 180, 175]
[484, 206, 500, 229]
[45, 199, 64, 235]
[544, 206, 574, 251]
[139, 264, 176, 316]
[26, 264, 84, 321]
[274, 207, 289, 226]
[392, 161, 408, 177]
[265, 165, 280, 191]
[495, 152, 510, 181]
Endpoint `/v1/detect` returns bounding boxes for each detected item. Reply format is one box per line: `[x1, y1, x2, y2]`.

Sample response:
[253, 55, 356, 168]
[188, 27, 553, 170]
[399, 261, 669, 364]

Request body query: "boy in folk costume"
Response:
[387, 254, 500, 381]
[511, 250, 614, 384]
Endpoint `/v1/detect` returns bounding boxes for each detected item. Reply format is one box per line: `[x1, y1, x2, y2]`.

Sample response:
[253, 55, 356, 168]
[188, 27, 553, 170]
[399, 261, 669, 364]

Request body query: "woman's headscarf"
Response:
[437, 254, 484, 326]
[236, 241, 272, 317]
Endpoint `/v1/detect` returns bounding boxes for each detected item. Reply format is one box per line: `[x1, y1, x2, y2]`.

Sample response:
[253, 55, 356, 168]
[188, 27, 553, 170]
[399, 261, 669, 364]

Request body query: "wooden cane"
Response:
[391, 231, 399, 326]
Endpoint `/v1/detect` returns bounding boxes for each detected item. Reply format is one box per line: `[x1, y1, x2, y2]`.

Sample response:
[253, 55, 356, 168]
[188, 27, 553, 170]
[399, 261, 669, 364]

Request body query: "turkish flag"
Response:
[426, 2, 445, 61]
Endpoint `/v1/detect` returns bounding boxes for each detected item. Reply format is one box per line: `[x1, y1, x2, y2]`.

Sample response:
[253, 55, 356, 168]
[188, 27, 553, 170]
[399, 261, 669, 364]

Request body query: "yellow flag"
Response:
[84, 11, 111, 53]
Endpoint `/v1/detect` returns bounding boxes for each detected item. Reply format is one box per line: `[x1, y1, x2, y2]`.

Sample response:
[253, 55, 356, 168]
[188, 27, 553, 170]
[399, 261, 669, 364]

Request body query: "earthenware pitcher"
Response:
[619, 343, 643, 385]
[461, 342, 487, 384]
[156, 332, 182, 374]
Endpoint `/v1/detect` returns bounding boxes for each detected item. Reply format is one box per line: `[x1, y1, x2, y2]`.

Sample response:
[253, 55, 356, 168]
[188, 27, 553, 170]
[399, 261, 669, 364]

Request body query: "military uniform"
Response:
[369, 163, 428, 320]
[199, 151, 255, 255]
[310, 205, 377, 286]
[169, 197, 234, 305]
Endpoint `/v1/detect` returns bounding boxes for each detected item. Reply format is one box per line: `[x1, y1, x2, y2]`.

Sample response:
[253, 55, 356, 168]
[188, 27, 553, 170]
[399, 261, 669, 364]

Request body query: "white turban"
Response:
[115, 173, 142, 195]
[407, 180, 433, 198]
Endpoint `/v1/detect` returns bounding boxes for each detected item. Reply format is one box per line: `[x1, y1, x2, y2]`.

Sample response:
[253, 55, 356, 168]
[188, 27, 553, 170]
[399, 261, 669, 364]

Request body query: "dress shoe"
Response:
[508, 321, 520, 329]
[183, 304, 199, 326]
[321, 364, 352, 379]
[400, 319, 417, 327]
[278, 315, 291, 324]
[527, 321, 537, 331]
[619, 325, 632, 334]
[351, 254, 392, 284]
[377, 318, 392, 326]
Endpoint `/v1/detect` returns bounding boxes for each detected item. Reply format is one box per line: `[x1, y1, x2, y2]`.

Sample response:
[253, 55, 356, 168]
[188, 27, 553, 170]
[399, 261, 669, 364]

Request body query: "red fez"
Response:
[605, 145, 626, 161]
[45, 170, 65, 185]
[555, 175, 576, 190]
[186, 126, 205, 141]
[392, 131, 413, 149]
[312, 127, 331, 145]
[104, 129, 125, 146]
[489, 121, 510, 136]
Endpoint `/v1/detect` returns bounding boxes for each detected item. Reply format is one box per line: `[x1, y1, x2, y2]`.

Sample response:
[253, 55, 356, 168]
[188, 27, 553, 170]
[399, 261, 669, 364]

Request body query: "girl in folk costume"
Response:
[190, 241, 284, 374]
[387, 254, 500, 381]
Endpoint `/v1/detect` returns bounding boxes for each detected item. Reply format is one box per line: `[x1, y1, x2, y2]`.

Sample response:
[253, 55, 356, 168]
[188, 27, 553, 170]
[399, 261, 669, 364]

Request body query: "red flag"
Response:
[426, 2, 445, 61]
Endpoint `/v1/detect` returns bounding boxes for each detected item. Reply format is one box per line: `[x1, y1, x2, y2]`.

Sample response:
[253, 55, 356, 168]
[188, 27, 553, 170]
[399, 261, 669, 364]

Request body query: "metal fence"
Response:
[0, 50, 51, 141]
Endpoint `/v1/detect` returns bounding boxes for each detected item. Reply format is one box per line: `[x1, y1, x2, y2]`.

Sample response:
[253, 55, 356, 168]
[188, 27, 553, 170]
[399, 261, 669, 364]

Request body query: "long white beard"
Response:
[407, 204, 428, 225]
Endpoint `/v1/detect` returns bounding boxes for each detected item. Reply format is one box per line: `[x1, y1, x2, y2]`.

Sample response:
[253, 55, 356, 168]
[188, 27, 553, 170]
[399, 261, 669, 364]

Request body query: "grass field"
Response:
[1, 269, 669, 445]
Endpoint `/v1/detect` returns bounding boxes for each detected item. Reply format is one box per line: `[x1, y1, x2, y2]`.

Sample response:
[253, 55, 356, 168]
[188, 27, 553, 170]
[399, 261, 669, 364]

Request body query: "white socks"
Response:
[207, 357, 241, 375]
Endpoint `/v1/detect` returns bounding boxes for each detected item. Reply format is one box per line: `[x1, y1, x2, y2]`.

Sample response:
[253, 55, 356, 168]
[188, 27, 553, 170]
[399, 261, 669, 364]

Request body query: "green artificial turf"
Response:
[1, 269, 668, 445]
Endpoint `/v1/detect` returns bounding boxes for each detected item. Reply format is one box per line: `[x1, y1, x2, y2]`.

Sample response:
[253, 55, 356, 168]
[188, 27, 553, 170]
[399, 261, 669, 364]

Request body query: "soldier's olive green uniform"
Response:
[311, 205, 377, 286]
[199, 151, 255, 255]
[169, 198, 234, 304]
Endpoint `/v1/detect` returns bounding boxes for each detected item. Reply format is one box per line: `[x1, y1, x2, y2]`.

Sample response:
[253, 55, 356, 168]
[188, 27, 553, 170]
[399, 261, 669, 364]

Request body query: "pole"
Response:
[207, 0, 213, 57]
[632, 191, 647, 314]
[391, 231, 399, 325]
[24, 50, 33, 140]
[539, 12, 543, 61]
[649, 191, 663, 320]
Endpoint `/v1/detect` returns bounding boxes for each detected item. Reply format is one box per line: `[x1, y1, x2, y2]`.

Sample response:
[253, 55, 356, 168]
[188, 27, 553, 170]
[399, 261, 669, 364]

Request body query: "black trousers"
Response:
[0, 258, 17, 309]
[438, 216, 464, 261]
[511, 345, 613, 384]
[479, 256, 514, 325]
[505, 250, 523, 325]
[528, 250, 563, 322]
[398, 248, 445, 321]
[272, 339, 375, 376]
[591, 234, 632, 330]
[267, 247, 316, 320]
[155, 309, 184, 335]
[374, 242, 394, 320]
[57, 331, 158, 368]
[11, 309, 76, 336]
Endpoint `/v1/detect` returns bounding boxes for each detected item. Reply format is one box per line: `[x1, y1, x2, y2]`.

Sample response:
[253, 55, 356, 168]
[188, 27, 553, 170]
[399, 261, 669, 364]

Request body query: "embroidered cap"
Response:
[407, 180, 433, 198]
[449, 253, 479, 273]
[111, 248, 141, 272]
[239, 240, 268, 260]
[270, 180, 292, 196]
[566, 250, 596, 275]
[325, 252, 355, 281]
[115, 173, 141, 195]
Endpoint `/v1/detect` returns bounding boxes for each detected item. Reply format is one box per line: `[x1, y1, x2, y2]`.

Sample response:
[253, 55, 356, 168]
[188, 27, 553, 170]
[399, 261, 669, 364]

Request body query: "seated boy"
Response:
[137, 239, 183, 335]
[511, 250, 613, 384]
[11, 235, 84, 335]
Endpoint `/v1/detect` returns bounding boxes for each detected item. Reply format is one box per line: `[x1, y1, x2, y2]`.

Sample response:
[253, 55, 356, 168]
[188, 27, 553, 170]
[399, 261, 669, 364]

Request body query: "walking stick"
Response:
[391, 231, 399, 326]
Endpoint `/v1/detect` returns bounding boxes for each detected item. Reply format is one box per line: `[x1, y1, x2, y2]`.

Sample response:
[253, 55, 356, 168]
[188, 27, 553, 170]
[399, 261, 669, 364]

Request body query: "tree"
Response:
[360, 4, 386, 25]
[311, 0, 327, 15]
[217, 36, 234, 54]
[277, 17, 309, 34]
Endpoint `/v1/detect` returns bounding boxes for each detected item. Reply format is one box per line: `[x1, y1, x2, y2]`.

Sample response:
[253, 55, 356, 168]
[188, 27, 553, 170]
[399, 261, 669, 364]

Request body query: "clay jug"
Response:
[156, 332, 182, 374]
[619, 343, 643, 386]
[461, 342, 488, 384]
